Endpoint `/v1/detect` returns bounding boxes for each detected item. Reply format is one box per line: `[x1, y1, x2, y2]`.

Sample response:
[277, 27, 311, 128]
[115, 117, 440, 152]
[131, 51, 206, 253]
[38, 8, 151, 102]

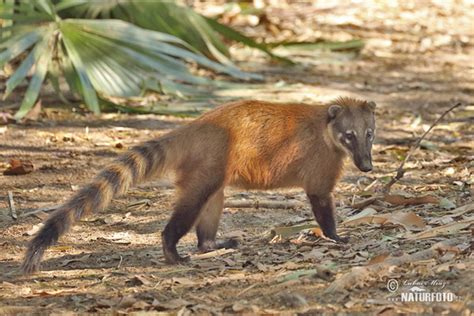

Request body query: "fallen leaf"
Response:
[191, 248, 235, 260]
[420, 140, 438, 150]
[126, 275, 151, 286]
[0, 307, 37, 314]
[351, 197, 378, 209]
[32, 289, 78, 297]
[303, 249, 325, 261]
[439, 198, 456, 210]
[448, 202, 474, 217]
[103, 232, 131, 244]
[270, 223, 318, 240]
[367, 253, 390, 265]
[408, 217, 474, 239]
[96, 298, 118, 308]
[171, 277, 196, 286]
[278, 292, 308, 308]
[345, 208, 378, 221]
[60, 254, 91, 267]
[50, 245, 73, 252]
[131, 300, 150, 310]
[383, 194, 438, 206]
[3, 159, 34, 175]
[278, 269, 317, 283]
[127, 199, 151, 210]
[391, 212, 426, 230]
[154, 298, 190, 310]
[342, 211, 425, 231]
[117, 295, 137, 308]
[224, 230, 246, 239]
[24, 223, 44, 236]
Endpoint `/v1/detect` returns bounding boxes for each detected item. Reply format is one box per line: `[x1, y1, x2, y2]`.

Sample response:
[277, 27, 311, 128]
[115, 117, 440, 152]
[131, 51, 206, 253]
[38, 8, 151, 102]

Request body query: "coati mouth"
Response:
[354, 157, 373, 172]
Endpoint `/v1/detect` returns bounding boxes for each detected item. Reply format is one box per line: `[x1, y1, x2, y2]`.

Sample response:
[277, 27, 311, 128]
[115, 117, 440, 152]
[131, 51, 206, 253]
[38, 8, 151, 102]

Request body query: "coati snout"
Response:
[328, 99, 376, 172]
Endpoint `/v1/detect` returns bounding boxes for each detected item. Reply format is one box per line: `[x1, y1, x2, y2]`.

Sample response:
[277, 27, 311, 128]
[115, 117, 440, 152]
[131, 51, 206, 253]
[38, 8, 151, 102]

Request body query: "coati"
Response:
[21, 96, 376, 274]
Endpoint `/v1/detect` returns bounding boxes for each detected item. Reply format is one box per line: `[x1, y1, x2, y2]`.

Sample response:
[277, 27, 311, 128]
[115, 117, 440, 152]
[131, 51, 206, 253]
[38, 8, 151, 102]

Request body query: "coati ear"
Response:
[328, 105, 342, 119]
[367, 101, 376, 111]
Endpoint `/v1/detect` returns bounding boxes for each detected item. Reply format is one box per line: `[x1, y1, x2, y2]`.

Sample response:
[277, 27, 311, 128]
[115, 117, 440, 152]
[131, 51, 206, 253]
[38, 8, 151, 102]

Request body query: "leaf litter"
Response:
[0, 1, 473, 314]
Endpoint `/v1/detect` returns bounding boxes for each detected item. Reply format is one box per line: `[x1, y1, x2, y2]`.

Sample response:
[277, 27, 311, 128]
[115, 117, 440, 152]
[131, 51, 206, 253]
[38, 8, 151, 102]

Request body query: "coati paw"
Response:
[198, 238, 239, 253]
[163, 243, 190, 264]
[164, 253, 190, 265]
[217, 238, 239, 249]
[332, 235, 349, 244]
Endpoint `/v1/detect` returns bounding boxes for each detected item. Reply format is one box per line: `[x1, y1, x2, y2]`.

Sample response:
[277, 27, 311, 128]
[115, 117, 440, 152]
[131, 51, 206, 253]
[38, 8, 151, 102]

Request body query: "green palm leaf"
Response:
[0, 0, 263, 119]
[13, 29, 54, 119]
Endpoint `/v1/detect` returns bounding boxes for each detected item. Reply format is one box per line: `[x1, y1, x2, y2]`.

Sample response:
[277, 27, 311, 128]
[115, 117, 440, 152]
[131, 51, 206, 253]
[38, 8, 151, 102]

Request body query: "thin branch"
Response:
[7, 191, 17, 220]
[20, 205, 59, 218]
[383, 102, 463, 193]
[224, 199, 304, 209]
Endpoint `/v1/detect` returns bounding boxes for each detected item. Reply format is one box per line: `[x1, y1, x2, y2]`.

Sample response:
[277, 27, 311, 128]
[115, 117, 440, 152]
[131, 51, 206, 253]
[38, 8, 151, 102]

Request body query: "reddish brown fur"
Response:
[22, 97, 376, 273]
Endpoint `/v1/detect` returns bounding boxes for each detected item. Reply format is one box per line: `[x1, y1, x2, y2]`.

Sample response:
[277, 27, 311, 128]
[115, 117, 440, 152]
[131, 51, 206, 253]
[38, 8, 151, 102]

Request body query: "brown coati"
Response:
[21, 96, 376, 274]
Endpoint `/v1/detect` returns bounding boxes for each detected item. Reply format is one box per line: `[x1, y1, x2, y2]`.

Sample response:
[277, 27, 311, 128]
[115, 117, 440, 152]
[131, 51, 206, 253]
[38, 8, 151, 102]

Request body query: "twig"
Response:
[117, 255, 123, 269]
[351, 196, 378, 209]
[7, 191, 17, 220]
[383, 102, 463, 193]
[224, 199, 304, 209]
[191, 248, 236, 260]
[237, 283, 259, 297]
[20, 205, 59, 218]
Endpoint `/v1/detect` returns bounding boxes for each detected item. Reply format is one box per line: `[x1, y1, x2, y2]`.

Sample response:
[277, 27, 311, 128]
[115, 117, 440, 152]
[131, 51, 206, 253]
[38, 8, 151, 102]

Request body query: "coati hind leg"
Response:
[162, 168, 225, 264]
[196, 188, 238, 252]
[306, 193, 348, 243]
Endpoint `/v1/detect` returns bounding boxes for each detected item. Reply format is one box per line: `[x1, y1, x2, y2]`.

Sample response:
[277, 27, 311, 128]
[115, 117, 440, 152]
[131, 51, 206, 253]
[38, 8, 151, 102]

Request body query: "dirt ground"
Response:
[0, 1, 473, 315]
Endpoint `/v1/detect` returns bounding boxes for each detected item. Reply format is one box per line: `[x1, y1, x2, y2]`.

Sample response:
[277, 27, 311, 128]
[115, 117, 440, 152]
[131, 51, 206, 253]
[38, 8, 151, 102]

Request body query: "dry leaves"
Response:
[408, 218, 474, 239]
[3, 159, 34, 175]
[342, 209, 425, 231]
[383, 193, 439, 206]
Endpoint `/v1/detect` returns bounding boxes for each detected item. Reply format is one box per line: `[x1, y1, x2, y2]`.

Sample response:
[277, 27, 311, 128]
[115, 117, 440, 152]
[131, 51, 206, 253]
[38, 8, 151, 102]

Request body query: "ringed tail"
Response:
[21, 139, 168, 274]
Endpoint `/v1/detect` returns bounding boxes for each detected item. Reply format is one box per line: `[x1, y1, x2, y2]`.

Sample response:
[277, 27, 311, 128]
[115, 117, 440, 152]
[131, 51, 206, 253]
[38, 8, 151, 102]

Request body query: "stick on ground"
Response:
[7, 191, 17, 220]
[383, 102, 463, 193]
[21, 205, 59, 218]
[224, 199, 304, 209]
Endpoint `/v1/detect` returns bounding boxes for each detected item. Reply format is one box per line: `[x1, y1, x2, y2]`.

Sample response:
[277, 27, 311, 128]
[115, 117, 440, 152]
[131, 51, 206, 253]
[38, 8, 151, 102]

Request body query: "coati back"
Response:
[22, 97, 376, 273]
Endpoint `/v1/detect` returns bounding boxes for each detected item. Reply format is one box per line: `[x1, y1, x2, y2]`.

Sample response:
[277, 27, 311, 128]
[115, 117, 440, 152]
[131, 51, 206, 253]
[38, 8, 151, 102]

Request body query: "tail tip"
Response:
[21, 253, 41, 275]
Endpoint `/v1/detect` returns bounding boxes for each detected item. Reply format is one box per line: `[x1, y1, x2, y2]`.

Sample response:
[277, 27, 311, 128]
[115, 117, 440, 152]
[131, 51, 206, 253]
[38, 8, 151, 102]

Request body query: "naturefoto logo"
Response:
[386, 279, 461, 302]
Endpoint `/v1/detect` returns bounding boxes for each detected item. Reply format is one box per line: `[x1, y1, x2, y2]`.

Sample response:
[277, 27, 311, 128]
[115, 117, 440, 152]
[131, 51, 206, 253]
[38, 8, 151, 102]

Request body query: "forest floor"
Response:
[0, 1, 473, 315]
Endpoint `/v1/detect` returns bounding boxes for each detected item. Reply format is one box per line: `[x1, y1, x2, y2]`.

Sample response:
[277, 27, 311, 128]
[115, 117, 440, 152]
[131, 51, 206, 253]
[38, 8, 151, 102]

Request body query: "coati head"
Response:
[327, 97, 376, 172]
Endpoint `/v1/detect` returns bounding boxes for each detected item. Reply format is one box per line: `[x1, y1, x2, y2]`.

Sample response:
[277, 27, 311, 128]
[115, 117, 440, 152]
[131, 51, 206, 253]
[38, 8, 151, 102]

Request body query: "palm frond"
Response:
[0, 0, 262, 119]
[56, 0, 287, 64]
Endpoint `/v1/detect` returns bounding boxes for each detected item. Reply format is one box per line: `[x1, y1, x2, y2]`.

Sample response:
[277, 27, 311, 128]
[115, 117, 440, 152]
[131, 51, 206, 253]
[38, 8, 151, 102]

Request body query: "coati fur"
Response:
[21, 96, 376, 274]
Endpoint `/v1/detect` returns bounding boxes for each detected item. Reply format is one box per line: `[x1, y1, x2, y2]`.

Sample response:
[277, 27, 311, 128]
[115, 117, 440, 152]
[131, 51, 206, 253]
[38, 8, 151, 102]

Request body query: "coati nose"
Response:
[360, 165, 372, 172]
[359, 162, 373, 172]
[356, 157, 373, 172]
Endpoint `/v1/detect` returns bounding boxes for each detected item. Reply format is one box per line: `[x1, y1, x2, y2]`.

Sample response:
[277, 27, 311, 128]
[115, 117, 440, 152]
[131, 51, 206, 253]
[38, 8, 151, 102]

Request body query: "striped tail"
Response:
[21, 139, 168, 274]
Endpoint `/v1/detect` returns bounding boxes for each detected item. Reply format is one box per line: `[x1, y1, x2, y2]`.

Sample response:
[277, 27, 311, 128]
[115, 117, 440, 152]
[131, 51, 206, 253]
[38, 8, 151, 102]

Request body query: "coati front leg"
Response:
[307, 193, 348, 243]
[196, 189, 238, 252]
[162, 170, 224, 264]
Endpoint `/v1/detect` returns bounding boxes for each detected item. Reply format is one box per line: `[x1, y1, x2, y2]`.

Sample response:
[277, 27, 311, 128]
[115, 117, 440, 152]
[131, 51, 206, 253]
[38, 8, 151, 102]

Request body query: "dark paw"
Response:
[331, 235, 349, 243]
[164, 253, 190, 265]
[163, 243, 190, 264]
[198, 239, 239, 253]
[217, 238, 239, 249]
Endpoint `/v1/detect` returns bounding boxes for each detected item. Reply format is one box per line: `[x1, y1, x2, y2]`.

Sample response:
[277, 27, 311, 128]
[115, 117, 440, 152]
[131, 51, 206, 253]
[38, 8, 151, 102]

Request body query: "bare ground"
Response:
[0, 1, 473, 315]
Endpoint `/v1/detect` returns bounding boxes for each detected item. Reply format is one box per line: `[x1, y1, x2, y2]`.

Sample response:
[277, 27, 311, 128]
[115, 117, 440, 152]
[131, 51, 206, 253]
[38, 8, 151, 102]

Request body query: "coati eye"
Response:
[367, 130, 374, 140]
[345, 131, 355, 140]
